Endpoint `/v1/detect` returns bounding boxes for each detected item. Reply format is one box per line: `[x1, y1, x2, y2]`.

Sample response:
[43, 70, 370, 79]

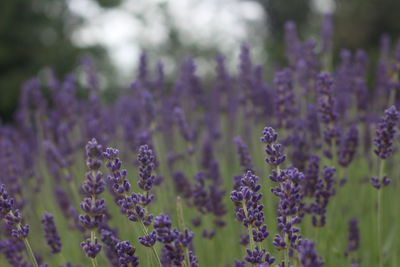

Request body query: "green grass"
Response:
[2, 115, 399, 267]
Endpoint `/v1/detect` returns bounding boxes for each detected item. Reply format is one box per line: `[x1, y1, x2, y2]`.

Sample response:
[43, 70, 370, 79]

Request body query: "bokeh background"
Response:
[1, 0, 400, 121]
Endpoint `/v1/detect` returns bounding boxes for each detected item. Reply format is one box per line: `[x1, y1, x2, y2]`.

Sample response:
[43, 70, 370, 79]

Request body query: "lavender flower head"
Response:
[137, 144, 156, 192]
[174, 107, 195, 146]
[103, 147, 130, 196]
[270, 167, 305, 251]
[373, 105, 399, 159]
[338, 125, 359, 167]
[273, 68, 296, 129]
[347, 218, 359, 253]
[297, 239, 324, 267]
[261, 127, 286, 168]
[41, 212, 62, 253]
[230, 170, 272, 265]
[233, 136, 254, 173]
[0, 184, 29, 240]
[116, 241, 139, 267]
[80, 139, 106, 259]
[316, 72, 340, 158]
[80, 139, 106, 229]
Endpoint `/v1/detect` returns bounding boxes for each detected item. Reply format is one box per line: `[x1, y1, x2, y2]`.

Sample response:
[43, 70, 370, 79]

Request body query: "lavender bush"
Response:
[0, 16, 399, 267]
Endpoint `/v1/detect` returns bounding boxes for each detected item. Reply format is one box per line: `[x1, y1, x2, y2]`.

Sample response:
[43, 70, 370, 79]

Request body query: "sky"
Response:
[68, 0, 333, 79]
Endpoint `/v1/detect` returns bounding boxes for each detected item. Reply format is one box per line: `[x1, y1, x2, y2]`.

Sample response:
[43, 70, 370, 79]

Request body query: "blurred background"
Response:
[1, 0, 400, 122]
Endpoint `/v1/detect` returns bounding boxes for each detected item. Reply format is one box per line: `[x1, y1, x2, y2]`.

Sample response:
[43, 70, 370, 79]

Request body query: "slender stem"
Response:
[331, 137, 337, 166]
[177, 197, 191, 267]
[242, 201, 255, 251]
[150, 246, 162, 267]
[91, 258, 99, 267]
[138, 220, 162, 267]
[23, 237, 39, 267]
[377, 159, 385, 267]
[59, 253, 67, 265]
[90, 231, 99, 267]
[389, 88, 396, 107]
[285, 216, 292, 267]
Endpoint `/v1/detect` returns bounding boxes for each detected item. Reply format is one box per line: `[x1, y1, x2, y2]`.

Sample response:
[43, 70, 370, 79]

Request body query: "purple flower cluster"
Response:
[79, 138, 106, 258]
[261, 127, 286, 168]
[316, 72, 340, 158]
[153, 214, 198, 266]
[233, 136, 254, 173]
[274, 68, 296, 129]
[297, 239, 324, 267]
[230, 171, 274, 265]
[0, 184, 29, 239]
[41, 212, 62, 253]
[373, 105, 399, 159]
[103, 147, 130, 197]
[115, 240, 139, 267]
[137, 144, 156, 194]
[270, 167, 305, 252]
[338, 125, 359, 167]
[347, 218, 360, 252]
[191, 170, 227, 229]
[310, 166, 336, 227]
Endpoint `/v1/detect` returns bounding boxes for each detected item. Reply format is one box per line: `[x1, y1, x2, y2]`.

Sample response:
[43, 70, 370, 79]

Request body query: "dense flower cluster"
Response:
[373, 105, 399, 159]
[41, 212, 62, 253]
[316, 72, 340, 159]
[79, 138, 106, 258]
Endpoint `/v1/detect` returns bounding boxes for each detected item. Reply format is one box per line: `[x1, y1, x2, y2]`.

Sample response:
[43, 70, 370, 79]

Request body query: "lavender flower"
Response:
[270, 167, 305, 252]
[116, 240, 139, 267]
[0, 184, 29, 240]
[41, 212, 62, 253]
[233, 136, 254, 173]
[316, 72, 340, 159]
[153, 214, 197, 266]
[139, 231, 157, 247]
[347, 218, 360, 253]
[311, 166, 336, 227]
[172, 171, 192, 199]
[79, 139, 106, 259]
[338, 125, 359, 167]
[273, 68, 296, 129]
[261, 127, 286, 168]
[103, 147, 130, 197]
[137, 144, 156, 193]
[174, 107, 195, 150]
[373, 105, 399, 159]
[303, 155, 321, 198]
[0, 184, 39, 267]
[297, 239, 324, 267]
[81, 238, 101, 259]
[230, 171, 273, 265]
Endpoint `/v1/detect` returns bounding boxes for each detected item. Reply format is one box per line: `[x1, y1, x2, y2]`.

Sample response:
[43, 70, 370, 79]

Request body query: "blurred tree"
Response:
[250, 0, 312, 65]
[334, 0, 400, 52]
[0, 0, 118, 122]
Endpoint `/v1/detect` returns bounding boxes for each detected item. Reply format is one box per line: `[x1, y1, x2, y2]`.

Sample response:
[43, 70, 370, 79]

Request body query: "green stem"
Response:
[332, 137, 337, 166]
[285, 216, 291, 267]
[377, 159, 385, 267]
[177, 197, 191, 267]
[242, 201, 255, 251]
[91, 258, 99, 267]
[139, 220, 162, 267]
[389, 88, 396, 107]
[90, 231, 99, 267]
[23, 237, 39, 267]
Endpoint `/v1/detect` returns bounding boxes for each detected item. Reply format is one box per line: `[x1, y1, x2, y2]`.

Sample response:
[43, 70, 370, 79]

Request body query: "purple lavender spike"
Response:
[41, 212, 62, 254]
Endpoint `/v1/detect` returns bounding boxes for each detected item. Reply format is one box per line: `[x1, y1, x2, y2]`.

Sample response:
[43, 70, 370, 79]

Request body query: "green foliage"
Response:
[0, 0, 109, 122]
